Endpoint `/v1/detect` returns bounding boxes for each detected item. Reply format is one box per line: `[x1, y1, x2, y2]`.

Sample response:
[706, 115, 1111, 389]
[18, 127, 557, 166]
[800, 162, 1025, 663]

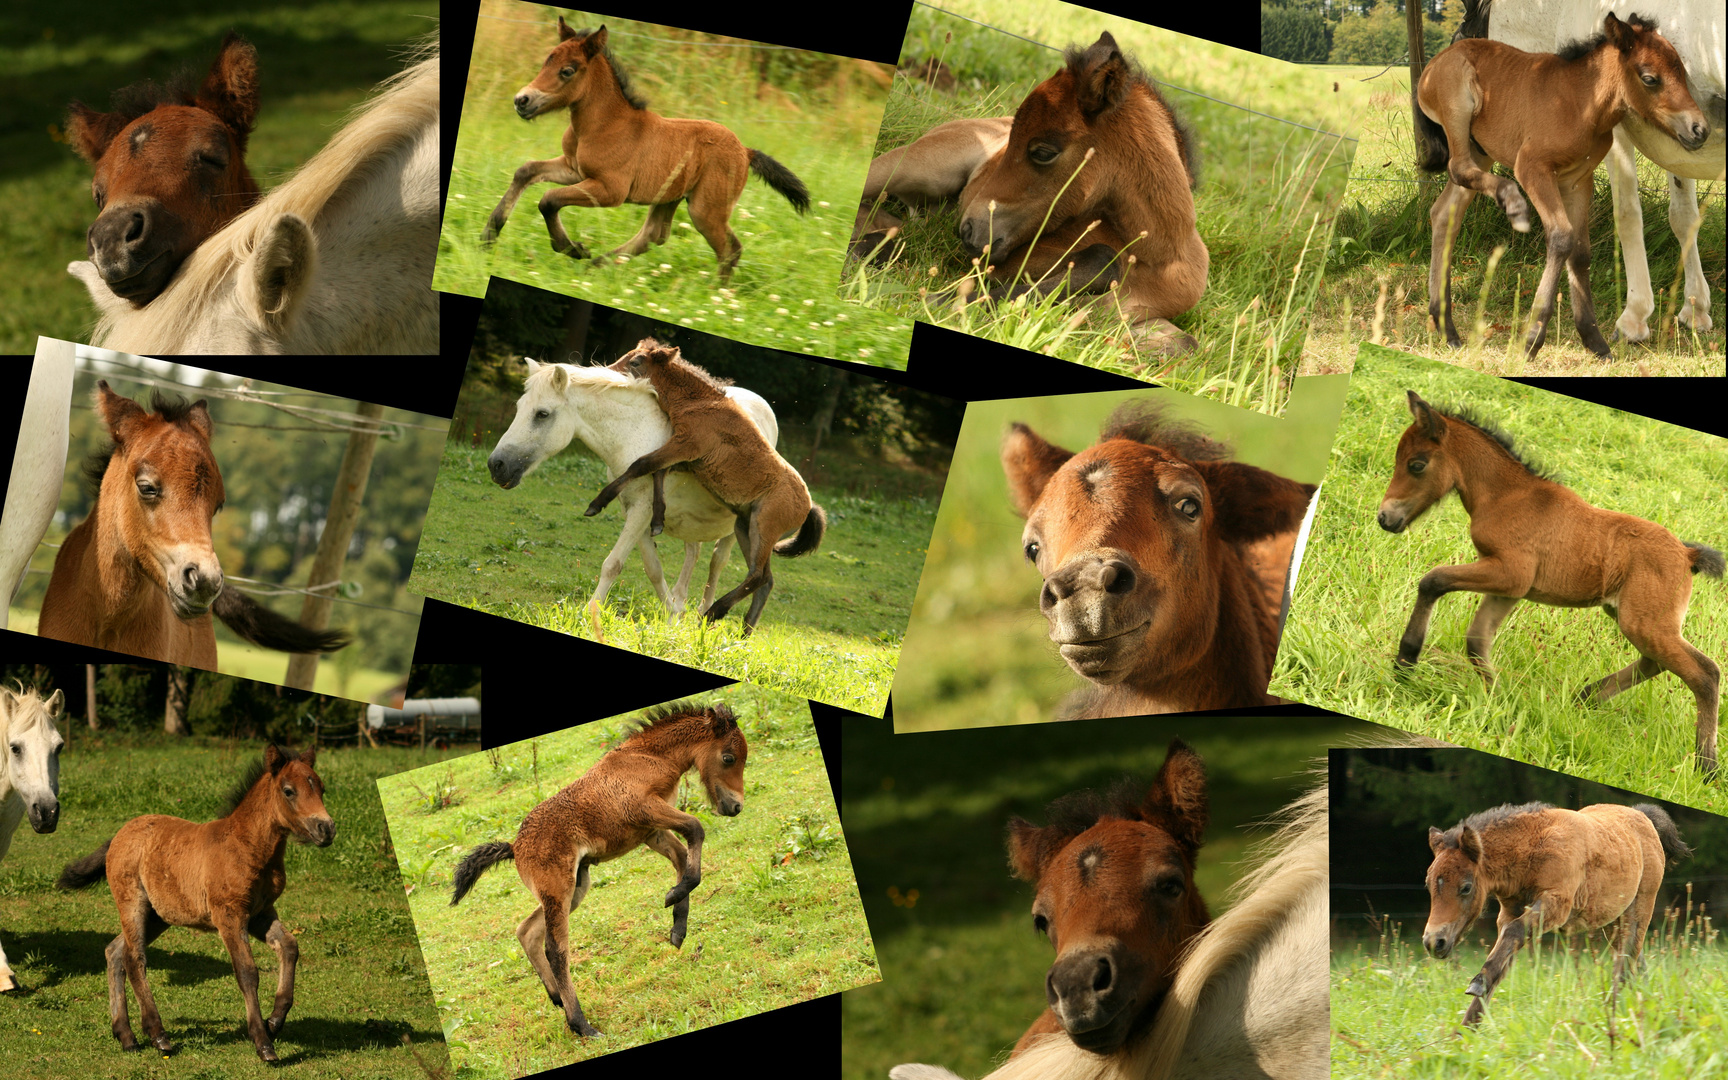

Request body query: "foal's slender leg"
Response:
[1616, 585, 1721, 773]
[1555, 171, 1610, 357]
[538, 177, 629, 261]
[538, 888, 601, 1037]
[1509, 164, 1581, 358]
[634, 799, 706, 907]
[107, 907, 170, 1051]
[608, 201, 681, 261]
[483, 158, 581, 246]
[1396, 559, 1532, 674]
[1427, 182, 1479, 347]
[705, 513, 769, 628]
[215, 909, 278, 1060]
[685, 177, 746, 282]
[649, 469, 668, 537]
[1463, 894, 1570, 1025]
[586, 439, 700, 518]
[642, 829, 693, 948]
[515, 901, 561, 1005]
[699, 535, 736, 615]
[248, 908, 297, 1038]
[1463, 595, 1520, 687]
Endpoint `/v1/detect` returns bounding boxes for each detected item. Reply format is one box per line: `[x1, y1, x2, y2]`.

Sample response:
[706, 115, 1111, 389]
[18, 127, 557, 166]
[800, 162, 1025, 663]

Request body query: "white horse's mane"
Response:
[0, 684, 57, 739]
[86, 36, 439, 347]
[526, 359, 658, 396]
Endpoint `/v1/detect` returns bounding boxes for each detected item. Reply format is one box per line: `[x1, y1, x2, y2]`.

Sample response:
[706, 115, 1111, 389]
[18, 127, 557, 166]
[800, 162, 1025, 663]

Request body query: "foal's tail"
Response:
[1412, 92, 1450, 174]
[747, 150, 811, 215]
[213, 589, 352, 654]
[1633, 804, 1693, 868]
[56, 839, 113, 890]
[1684, 541, 1725, 579]
[774, 504, 826, 558]
[450, 841, 516, 905]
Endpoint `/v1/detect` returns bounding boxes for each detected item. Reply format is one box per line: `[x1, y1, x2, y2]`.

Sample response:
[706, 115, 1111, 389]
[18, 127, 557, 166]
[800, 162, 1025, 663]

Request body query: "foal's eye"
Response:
[136, 479, 160, 499]
[1175, 497, 1201, 520]
[1033, 914, 1049, 935]
[282, 786, 296, 799]
[1459, 882, 1473, 896]
[722, 753, 736, 766]
[1408, 459, 1427, 475]
[560, 66, 576, 79]
[1028, 144, 1060, 166]
[1640, 72, 1660, 87]
[1023, 540, 1041, 562]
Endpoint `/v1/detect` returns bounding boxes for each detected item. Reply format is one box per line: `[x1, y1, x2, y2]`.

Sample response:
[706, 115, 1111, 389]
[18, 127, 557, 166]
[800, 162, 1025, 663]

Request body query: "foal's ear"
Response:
[1073, 32, 1133, 118]
[1458, 825, 1483, 864]
[95, 380, 149, 443]
[584, 25, 609, 57]
[196, 33, 260, 152]
[1428, 825, 1447, 856]
[1192, 460, 1317, 546]
[1405, 391, 1446, 442]
[299, 747, 317, 770]
[265, 744, 286, 774]
[1143, 738, 1207, 853]
[1007, 816, 1053, 882]
[1001, 423, 1075, 517]
[1602, 12, 1635, 50]
[708, 703, 738, 734]
[65, 101, 129, 165]
[184, 400, 214, 442]
[557, 16, 578, 42]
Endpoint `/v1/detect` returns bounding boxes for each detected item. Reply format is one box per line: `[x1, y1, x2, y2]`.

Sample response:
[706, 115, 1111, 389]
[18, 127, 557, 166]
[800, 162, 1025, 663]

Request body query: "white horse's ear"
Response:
[523, 357, 543, 377]
[243, 212, 316, 334]
[67, 261, 133, 319]
[546, 365, 569, 391]
[45, 689, 64, 717]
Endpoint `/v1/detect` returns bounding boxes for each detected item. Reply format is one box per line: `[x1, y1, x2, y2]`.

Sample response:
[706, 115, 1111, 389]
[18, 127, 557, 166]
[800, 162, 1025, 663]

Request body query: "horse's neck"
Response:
[569, 61, 640, 137]
[1448, 425, 1540, 518]
[1580, 50, 1633, 135]
[570, 386, 673, 473]
[224, 785, 291, 869]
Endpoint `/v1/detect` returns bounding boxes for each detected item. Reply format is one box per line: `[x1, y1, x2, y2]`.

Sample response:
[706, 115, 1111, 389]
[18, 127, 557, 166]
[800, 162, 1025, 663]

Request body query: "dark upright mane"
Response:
[1556, 12, 1657, 61]
[568, 26, 648, 111]
[1431, 401, 1558, 481]
[623, 700, 735, 742]
[1437, 800, 1553, 847]
[81, 389, 208, 497]
[1100, 401, 1234, 463]
[217, 745, 306, 818]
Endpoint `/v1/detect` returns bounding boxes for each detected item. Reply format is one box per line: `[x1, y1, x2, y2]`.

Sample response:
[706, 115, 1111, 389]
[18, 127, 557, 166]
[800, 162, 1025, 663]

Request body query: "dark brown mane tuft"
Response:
[568, 26, 648, 110]
[1438, 801, 1553, 847]
[217, 745, 307, 818]
[1100, 401, 1233, 463]
[1430, 401, 1558, 481]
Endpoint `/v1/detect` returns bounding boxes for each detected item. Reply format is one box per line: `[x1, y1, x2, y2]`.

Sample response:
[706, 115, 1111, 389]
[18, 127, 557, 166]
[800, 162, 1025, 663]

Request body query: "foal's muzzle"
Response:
[87, 198, 183, 304]
[1422, 927, 1455, 959]
[298, 816, 337, 847]
[1376, 502, 1411, 533]
[1046, 945, 1140, 1053]
[512, 89, 548, 121]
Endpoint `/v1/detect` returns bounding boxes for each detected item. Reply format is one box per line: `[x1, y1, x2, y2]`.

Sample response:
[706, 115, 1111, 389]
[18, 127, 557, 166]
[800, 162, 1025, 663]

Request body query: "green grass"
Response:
[840, 713, 1370, 1080]
[0, 737, 453, 1078]
[435, 2, 913, 367]
[407, 438, 938, 717]
[1304, 66, 1725, 376]
[378, 685, 876, 1076]
[1269, 346, 1728, 815]
[0, 2, 439, 354]
[1332, 912, 1728, 1078]
[890, 375, 1347, 731]
[839, 0, 1356, 413]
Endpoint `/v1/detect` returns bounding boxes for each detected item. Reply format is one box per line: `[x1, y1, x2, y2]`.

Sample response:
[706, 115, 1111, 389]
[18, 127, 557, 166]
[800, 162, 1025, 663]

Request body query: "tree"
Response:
[1263, 4, 1331, 62]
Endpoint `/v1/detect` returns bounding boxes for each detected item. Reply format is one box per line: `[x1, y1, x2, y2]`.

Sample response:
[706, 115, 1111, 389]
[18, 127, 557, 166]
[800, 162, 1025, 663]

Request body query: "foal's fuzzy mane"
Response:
[80, 389, 208, 498]
[88, 38, 438, 349]
[1429, 401, 1559, 482]
[1437, 800, 1553, 847]
[1099, 401, 1234, 464]
[1556, 12, 1658, 62]
[1062, 35, 1199, 188]
[565, 26, 649, 111]
[623, 700, 737, 742]
[217, 745, 311, 818]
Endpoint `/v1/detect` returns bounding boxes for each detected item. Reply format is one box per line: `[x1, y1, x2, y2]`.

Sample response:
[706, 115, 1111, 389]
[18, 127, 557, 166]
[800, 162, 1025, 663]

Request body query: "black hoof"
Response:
[570, 1019, 602, 1038]
[583, 503, 603, 517]
[549, 990, 562, 1007]
[152, 1035, 174, 1054]
[265, 1016, 286, 1037]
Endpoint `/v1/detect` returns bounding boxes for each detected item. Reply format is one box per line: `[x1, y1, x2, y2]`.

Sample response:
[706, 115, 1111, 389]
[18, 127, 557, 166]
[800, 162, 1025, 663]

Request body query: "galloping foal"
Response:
[1423, 801, 1690, 1024]
[58, 746, 335, 1061]
[1415, 13, 1708, 357]
[39, 382, 351, 667]
[449, 701, 748, 1037]
[483, 19, 809, 282]
[66, 33, 261, 305]
[585, 340, 826, 634]
[1378, 391, 1723, 772]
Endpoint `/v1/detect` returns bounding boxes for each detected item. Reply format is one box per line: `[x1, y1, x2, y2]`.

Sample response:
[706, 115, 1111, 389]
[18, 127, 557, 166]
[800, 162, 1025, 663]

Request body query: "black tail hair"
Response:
[213, 589, 351, 654]
[1633, 804, 1692, 868]
[1413, 93, 1451, 174]
[450, 841, 516, 905]
[57, 839, 113, 890]
[774, 504, 826, 558]
[1685, 542, 1725, 579]
[747, 150, 810, 215]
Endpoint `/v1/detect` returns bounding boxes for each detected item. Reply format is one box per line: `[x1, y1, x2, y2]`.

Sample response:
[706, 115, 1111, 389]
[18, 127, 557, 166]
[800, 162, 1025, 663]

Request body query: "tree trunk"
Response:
[285, 401, 386, 690]
[798, 371, 848, 473]
[164, 667, 191, 736]
[85, 664, 98, 731]
[1407, 0, 1427, 96]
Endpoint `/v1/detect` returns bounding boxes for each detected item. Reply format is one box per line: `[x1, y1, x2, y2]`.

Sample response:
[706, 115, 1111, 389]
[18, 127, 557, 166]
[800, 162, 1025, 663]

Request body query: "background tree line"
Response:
[1262, 0, 1465, 64]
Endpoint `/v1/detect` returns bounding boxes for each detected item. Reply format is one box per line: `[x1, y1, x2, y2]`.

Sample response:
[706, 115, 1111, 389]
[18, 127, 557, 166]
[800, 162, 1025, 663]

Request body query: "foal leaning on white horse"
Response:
[486, 359, 777, 640]
[0, 686, 65, 993]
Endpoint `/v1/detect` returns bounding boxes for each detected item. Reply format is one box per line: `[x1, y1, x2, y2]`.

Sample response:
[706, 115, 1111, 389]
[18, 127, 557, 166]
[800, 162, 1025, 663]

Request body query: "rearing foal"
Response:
[67, 33, 262, 305]
[449, 700, 747, 1037]
[482, 19, 810, 282]
[57, 746, 335, 1061]
[39, 382, 351, 667]
[1006, 739, 1210, 1055]
[1002, 402, 1316, 717]
[585, 339, 826, 634]
[1415, 13, 1708, 357]
[1423, 800, 1690, 1025]
[1378, 391, 1724, 772]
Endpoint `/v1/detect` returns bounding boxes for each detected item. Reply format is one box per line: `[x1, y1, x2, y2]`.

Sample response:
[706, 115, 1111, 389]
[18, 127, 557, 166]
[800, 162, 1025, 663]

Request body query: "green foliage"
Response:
[1262, 5, 1332, 62]
[1329, 8, 1411, 64]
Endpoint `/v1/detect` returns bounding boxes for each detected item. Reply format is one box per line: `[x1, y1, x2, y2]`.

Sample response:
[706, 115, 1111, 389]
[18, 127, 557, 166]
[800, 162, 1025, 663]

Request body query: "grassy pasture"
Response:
[0, 737, 452, 1079]
[379, 685, 875, 1076]
[407, 429, 940, 717]
[890, 374, 1347, 731]
[1303, 65, 1725, 376]
[0, 1, 438, 354]
[840, 0, 1356, 414]
[437, 1, 912, 366]
[1269, 347, 1728, 816]
[1332, 913, 1728, 1078]
[840, 713, 1369, 1080]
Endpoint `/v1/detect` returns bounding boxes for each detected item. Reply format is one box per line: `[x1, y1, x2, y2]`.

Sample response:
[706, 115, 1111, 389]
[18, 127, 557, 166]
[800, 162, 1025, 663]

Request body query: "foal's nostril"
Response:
[1100, 561, 1135, 595]
[1092, 955, 1113, 993]
[125, 211, 146, 246]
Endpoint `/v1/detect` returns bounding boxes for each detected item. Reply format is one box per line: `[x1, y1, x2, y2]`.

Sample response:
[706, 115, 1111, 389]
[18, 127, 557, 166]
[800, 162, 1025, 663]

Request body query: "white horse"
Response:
[891, 785, 1327, 1080]
[1461, 0, 1724, 340]
[485, 359, 778, 641]
[0, 686, 65, 993]
[69, 41, 440, 354]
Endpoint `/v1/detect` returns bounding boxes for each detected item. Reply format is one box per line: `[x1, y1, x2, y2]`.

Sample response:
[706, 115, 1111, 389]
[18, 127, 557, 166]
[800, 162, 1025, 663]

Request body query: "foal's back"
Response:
[514, 747, 683, 867]
[107, 812, 283, 926]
